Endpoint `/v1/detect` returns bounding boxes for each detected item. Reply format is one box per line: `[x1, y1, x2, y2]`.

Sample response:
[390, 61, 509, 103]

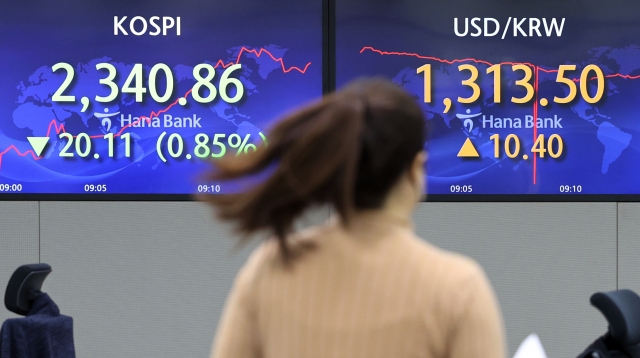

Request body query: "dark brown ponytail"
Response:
[201, 78, 426, 258]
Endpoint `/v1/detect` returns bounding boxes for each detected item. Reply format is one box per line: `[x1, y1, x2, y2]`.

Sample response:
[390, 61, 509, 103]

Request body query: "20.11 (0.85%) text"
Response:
[51, 132, 267, 161]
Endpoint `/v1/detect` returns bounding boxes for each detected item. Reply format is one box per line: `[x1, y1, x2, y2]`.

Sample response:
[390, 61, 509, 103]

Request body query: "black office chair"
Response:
[4, 263, 52, 316]
[1, 263, 76, 358]
[578, 289, 640, 358]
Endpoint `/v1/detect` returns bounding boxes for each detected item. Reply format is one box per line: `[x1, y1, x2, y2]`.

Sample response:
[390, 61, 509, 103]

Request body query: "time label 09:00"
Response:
[0, 184, 23, 192]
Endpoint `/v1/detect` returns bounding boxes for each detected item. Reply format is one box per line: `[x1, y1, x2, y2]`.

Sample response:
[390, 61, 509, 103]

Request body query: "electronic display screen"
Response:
[337, 0, 640, 200]
[0, 0, 322, 197]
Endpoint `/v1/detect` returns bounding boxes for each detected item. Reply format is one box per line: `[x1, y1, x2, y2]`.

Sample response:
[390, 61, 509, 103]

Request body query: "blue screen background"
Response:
[0, 0, 323, 194]
[337, 0, 640, 196]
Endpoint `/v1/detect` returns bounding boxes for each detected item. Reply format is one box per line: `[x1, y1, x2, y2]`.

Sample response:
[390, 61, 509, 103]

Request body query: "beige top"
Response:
[211, 212, 506, 358]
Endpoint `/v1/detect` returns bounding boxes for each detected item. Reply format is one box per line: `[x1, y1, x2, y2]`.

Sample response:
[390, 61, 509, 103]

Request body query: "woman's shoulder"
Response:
[403, 235, 490, 291]
[403, 237, 498, 324]
[239, 224, 329, 272]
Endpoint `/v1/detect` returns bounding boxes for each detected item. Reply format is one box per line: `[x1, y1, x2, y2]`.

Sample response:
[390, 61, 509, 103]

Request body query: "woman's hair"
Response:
[201, 78, 426, 256]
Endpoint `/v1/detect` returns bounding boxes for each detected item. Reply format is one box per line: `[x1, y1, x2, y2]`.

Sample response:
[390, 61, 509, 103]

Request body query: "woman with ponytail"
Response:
[205, 78, 506, 358]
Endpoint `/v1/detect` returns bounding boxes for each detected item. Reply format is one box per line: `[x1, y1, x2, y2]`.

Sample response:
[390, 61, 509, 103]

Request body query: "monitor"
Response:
[0, 0, 323, 198]
[336, 0, 640, 200]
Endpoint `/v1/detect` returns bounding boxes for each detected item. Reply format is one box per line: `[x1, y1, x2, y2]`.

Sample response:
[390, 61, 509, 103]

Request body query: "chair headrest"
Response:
[591, 289, 640, 347]
[4, 263, 52, 316]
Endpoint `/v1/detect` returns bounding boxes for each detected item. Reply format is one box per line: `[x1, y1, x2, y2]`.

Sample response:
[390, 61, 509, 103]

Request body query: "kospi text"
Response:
[114, 16, 181, 36]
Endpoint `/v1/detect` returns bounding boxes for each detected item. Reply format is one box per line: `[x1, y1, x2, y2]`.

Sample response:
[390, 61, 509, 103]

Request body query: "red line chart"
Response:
[360, 46, 640, 184]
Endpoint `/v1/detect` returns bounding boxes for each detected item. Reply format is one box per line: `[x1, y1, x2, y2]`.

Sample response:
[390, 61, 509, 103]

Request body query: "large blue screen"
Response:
[0, 0, 322, 195]
[337, 0, 640, 198]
